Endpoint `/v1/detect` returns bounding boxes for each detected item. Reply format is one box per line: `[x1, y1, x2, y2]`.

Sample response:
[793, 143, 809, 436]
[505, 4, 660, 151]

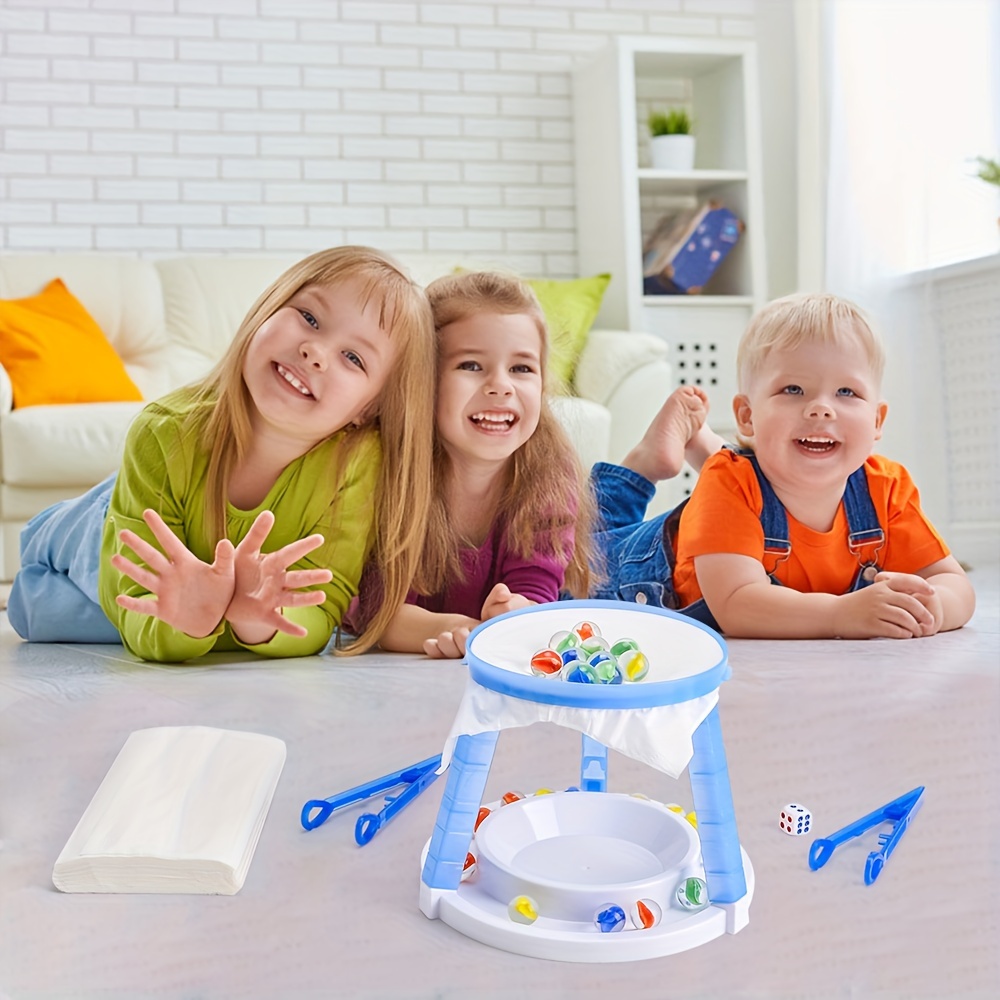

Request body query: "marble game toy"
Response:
[419, 599, 754, 963]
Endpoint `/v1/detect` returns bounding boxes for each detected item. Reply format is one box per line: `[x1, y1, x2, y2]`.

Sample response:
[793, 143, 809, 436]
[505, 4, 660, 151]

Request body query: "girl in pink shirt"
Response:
[357, 271, 597, 658]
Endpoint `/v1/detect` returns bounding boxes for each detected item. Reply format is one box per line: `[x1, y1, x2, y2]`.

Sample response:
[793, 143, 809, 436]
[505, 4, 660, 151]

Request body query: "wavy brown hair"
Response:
[415, 271, 597, 599]
[186, 246, 436, 653]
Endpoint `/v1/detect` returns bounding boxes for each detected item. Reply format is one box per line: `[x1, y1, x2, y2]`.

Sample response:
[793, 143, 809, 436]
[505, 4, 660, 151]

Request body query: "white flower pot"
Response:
[650, 134, 696, 171]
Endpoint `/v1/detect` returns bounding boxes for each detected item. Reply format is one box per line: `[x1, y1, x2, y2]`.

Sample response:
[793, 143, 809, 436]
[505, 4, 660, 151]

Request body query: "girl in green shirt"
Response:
[9, 246, 435, 662]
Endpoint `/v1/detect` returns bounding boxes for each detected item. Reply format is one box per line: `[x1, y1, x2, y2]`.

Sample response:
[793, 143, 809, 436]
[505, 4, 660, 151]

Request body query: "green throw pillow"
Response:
[527, 273, 611, 391]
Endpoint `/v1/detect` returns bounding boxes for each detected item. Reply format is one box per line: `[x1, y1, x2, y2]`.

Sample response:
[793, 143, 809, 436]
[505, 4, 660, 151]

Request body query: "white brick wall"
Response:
[0, 0, 756, 275]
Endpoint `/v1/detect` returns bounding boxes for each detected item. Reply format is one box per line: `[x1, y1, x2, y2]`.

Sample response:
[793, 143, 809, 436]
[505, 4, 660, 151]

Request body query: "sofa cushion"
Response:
[549, 395, 611, 474]
[156, 257, 297, 387]
[0, 254, 173, 402]
[527, 273, 611, 391]
[0, 278, 143, 409]
[574, 329, 669, 407]
[1, 401, 143, 488]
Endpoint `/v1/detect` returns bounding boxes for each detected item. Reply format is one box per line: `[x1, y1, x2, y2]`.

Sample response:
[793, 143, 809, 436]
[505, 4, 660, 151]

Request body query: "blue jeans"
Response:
[588, 462, 721, 628]
[7, 473, 121, 643]
[589, 463, 671, 604]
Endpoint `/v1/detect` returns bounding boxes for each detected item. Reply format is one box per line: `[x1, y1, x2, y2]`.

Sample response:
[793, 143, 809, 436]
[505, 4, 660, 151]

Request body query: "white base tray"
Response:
[421, 792, 753, 963]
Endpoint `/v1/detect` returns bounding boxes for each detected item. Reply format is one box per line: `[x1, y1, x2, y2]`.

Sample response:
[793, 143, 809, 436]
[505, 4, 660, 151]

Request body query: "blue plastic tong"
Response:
[301, 754, 443, 845]
[808, 786, 925, 885]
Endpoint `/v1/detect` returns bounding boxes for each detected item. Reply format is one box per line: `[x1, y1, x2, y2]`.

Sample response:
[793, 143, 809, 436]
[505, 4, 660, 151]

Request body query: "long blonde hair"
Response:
[416, 271, 597, 598]
[187, 246, 436, 653]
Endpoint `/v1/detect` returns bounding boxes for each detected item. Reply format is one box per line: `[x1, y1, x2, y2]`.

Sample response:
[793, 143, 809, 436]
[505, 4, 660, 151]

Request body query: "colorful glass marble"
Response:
[594, 903, 627, 933]
[630, 898, 662, 930]
[549, 630, 580, 654]
[474, 806, 491, 831]
[508, 895, 539, 925]
[579, 634, 611, 656]
[530, 648, 562, 676]
[610, 637, 639, 658]
[675, 876, 709, 911]
[461, 852, 477, 881]
[619, 648, 650, 682]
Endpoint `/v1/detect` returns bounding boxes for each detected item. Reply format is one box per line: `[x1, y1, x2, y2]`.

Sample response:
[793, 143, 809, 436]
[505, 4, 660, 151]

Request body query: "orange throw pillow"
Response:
[0, 278, 143, 408]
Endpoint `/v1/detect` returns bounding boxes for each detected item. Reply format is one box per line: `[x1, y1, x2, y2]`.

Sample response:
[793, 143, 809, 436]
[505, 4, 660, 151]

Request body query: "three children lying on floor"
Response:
[8, 249, 975, 662]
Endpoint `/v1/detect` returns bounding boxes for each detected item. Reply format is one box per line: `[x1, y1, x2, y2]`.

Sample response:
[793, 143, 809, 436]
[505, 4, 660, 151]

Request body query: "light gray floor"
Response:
[1, 564, 998, 999]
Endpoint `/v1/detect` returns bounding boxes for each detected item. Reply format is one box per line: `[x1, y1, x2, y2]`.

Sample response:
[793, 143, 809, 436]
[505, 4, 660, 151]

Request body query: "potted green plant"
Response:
[973, 155, 1000, 229]
[974, 155, 1000, 187]
[648, 107, 695, 171]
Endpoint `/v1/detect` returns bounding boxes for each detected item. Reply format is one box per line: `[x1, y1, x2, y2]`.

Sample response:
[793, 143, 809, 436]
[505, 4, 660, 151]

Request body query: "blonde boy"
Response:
[593, 292, 975, 638]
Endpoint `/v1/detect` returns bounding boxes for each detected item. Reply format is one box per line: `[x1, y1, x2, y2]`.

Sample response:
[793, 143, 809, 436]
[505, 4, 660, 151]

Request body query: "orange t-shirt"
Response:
[672, 450, 950, 607]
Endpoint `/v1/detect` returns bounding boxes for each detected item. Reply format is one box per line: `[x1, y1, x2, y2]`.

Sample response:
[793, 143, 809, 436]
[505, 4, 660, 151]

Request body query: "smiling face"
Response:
[435, 310, 544, 474]
[241, 277, 396, 451]
[733, 324, 888, 496]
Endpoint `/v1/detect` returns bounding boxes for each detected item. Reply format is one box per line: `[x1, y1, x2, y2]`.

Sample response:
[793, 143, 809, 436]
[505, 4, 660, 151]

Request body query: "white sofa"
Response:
[0, 253, 672, 581]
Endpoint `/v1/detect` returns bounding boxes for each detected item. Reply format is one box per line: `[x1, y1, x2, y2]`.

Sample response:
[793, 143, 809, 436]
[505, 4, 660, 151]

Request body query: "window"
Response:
[826, 0, 999, 274]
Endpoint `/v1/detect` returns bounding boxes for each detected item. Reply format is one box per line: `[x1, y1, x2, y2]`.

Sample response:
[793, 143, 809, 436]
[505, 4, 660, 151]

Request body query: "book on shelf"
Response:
[642, 201, 744, 295]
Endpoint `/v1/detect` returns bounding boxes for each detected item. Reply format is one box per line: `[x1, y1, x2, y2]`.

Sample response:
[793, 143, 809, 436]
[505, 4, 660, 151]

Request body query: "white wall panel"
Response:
[0, 0, 757, 276]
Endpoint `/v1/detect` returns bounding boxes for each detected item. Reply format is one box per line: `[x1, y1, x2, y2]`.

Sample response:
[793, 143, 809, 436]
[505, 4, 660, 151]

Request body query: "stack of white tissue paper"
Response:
[52, 726, 286, 895]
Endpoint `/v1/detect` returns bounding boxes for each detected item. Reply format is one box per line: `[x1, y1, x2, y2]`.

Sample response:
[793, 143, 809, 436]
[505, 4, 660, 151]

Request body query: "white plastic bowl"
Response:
[474, 792, 702, 922]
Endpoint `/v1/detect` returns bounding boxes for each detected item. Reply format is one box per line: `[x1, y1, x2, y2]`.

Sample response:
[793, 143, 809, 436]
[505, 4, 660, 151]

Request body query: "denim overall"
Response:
[589, 454, 886, 633]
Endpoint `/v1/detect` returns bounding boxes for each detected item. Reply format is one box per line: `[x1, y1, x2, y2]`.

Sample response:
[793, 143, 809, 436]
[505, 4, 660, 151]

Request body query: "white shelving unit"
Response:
[574, 37, 767, 508]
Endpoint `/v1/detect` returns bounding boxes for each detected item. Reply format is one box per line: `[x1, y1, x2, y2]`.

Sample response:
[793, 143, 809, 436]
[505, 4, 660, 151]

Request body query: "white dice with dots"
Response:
[779, 803, 812, 836]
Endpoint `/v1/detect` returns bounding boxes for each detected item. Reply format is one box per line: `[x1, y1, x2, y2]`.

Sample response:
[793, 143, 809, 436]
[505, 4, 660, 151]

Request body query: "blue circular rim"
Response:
[465, 599, 729, 708]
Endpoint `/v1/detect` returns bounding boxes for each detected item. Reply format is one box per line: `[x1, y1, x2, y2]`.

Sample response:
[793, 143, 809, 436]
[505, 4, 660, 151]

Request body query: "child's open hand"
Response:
[480, 583, 534, 621]
[225, 510, 332, 645]
[835, 572, 937, 639]
[420, 585, 539, 658]
[423, 627, 472, 659]
[112, 508, 236, 638]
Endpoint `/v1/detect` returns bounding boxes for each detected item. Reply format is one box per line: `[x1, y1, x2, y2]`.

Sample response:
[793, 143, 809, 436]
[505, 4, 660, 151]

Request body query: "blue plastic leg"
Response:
[580, 733, 608, 792]
[688, 705, 747, 904]
[421, 732, 499, 891]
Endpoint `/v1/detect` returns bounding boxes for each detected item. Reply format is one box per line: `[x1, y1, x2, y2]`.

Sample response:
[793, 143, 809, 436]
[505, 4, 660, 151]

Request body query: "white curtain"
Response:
[796, 0, 1000, 545]
[822, 0, 999, 290]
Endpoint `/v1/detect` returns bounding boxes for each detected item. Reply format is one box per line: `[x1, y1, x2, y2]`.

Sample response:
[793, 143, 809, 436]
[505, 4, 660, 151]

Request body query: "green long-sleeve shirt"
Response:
[99, 388, 381, 662]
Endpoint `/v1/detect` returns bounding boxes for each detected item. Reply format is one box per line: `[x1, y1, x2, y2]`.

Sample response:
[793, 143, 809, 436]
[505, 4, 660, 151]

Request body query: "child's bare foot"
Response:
[623, 386, 711, 483]
[685, 421, 728, 472]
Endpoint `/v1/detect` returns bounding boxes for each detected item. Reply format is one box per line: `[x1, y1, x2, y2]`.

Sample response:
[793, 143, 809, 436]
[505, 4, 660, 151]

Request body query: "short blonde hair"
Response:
[736, 292, 886, 392]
